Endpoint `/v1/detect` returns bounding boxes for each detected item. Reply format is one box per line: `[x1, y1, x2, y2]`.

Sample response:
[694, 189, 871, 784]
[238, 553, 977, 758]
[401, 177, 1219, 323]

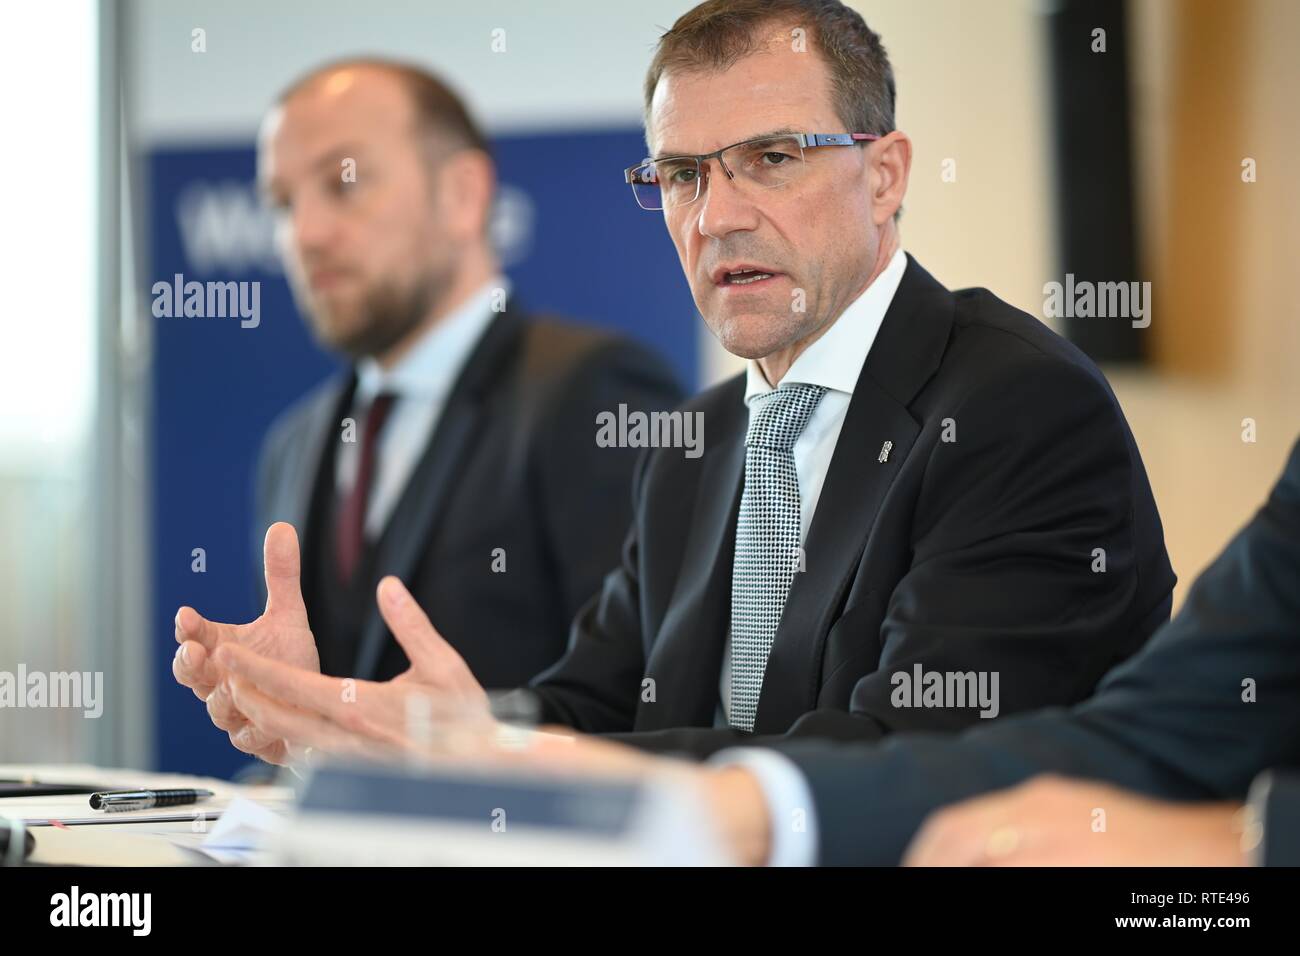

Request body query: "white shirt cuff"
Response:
[711, 747, 819, 866]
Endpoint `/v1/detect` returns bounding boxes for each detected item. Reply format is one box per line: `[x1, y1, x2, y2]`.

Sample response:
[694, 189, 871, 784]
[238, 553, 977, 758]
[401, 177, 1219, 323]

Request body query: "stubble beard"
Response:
[310, 260, 456, 362]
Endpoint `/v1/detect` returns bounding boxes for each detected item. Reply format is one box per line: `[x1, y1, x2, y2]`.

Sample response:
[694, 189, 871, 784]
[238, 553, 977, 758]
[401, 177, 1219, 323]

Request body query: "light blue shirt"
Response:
[710, 747, 820, 866]
[336, 277, 509, 537]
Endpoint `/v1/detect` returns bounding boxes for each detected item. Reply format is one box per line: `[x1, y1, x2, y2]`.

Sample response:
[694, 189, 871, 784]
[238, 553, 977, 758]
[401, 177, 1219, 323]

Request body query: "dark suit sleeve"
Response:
[524, 450, 656, 732]
[532, 341, 682, 628]
[604, 354, 1172, 757]
[773, 441, 1300, 864]
[522, 343, 681, 731]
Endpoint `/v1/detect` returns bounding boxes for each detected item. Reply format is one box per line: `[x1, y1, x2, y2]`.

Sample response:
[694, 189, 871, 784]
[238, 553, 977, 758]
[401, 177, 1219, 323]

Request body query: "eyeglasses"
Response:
[623, 132, 883, 212]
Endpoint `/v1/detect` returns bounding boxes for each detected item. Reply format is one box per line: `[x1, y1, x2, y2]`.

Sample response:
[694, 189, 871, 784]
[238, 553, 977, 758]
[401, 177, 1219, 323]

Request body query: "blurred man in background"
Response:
[173, 59, 681, 759]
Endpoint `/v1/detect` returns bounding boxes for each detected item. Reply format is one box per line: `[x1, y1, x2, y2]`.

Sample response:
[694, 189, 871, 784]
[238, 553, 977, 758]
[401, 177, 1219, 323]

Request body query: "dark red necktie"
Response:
[335, 392, 397, 583]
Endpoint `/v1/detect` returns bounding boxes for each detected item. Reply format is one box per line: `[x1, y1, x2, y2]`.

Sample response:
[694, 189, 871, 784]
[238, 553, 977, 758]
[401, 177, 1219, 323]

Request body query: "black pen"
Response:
[88, 788, 215, 812]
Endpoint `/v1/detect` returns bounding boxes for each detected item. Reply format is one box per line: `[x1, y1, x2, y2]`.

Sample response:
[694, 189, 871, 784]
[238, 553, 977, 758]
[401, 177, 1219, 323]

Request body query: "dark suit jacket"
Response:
[255, 302, 682, 685]
[526, 255, 1175, 755]
[777, 437, 1300, 865]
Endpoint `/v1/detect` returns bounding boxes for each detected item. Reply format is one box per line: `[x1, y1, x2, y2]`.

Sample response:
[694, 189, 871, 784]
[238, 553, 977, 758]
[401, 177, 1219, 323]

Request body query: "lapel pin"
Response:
[878, 440, 893, 464]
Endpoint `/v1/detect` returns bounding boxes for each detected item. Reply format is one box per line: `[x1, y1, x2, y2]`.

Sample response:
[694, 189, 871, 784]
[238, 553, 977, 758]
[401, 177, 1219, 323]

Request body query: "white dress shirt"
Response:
[717, 247, 908, 719]
[713, 248, 909, 866]
[335, 277, 508, 539]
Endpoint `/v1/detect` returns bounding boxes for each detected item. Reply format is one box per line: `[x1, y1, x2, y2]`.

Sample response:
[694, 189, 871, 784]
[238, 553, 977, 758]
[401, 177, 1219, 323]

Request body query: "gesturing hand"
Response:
[216, 575, 489, 763]
[172, 522, 320, 763]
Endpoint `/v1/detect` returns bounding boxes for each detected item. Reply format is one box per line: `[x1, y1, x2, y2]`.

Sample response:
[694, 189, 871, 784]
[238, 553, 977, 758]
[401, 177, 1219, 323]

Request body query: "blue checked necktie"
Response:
[728, 383, 828, 731]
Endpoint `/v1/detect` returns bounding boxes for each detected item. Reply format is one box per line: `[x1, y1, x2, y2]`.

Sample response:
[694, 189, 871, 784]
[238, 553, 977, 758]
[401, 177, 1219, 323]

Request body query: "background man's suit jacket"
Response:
[255, 303, 682, 685]
[775, 437, 1300, 865]
[525, 255, 1176, 756]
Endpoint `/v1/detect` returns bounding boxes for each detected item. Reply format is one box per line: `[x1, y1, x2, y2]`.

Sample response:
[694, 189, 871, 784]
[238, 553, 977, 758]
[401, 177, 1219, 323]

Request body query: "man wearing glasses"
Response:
[178, 0, 1176, 769]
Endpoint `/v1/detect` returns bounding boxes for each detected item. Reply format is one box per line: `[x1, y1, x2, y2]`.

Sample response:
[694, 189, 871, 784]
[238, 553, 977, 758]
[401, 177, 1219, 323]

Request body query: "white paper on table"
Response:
[190, 796, 286, 864]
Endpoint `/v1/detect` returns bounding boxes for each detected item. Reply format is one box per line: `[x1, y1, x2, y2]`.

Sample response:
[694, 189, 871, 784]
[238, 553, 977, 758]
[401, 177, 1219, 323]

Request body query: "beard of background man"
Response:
[292, 245, 460, 362]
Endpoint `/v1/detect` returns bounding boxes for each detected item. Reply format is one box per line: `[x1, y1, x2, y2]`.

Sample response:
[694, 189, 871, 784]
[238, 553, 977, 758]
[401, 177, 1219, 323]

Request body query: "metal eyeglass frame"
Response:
[623, 132, 884, 210]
